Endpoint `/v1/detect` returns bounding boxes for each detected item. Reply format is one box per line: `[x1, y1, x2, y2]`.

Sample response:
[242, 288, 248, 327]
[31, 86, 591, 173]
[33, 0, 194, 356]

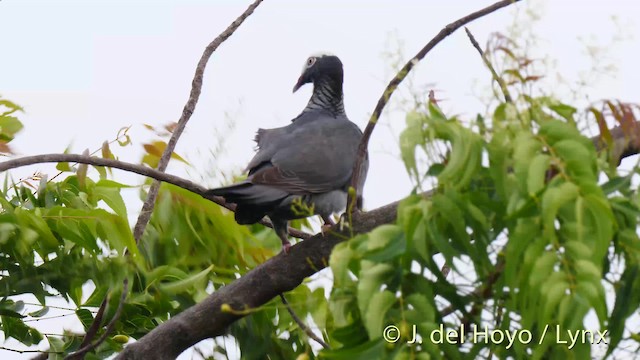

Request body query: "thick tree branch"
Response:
[0, 154, 311, 240]
[348, 0, 523, 211]
[60, 2, 265, 355]
[112, 117, 638, 358]
[5, 118, 638, 359]
[133, 0, 264, 242]
[114, 203, 398, 360]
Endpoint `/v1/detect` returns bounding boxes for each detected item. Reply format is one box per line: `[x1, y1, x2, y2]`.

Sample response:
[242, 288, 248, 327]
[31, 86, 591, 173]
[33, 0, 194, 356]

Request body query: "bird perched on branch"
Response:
[206, 53, 368, 253]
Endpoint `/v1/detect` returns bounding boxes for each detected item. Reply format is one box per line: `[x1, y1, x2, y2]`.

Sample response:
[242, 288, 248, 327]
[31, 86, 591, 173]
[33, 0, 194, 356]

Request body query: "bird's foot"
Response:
[320, 215, 336, 237]
[320, 224, 332, 236]
[338, 212, 349, 231]
[281, 241, 292, 254]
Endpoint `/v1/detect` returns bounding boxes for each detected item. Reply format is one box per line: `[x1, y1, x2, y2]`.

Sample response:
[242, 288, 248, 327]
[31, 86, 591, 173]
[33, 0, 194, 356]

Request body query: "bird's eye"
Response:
[306, 57, 316, 67]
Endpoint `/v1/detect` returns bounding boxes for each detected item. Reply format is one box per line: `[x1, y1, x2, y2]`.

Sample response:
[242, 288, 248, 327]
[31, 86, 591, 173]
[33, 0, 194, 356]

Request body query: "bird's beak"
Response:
[292, 75, 305, 93]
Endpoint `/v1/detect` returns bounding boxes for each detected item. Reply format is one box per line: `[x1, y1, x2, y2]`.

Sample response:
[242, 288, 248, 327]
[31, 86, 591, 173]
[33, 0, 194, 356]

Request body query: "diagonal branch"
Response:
[69, 1, 265, 356]
[114, 203, 398, 360]
[464, 27, 513, 103]
[112, 118, 639, 358]
[132, 0, 265, 242]
[279, 294, 330, 349]
[6, 116, 640, 359]
[76, 297, 108, 350]
[348, 0, 523, 212]
[65, 279, 129, 360]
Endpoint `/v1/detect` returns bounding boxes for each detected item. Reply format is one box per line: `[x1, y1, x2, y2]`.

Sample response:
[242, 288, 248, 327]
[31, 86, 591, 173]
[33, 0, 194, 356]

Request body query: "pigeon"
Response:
[206, 52, 368, 253]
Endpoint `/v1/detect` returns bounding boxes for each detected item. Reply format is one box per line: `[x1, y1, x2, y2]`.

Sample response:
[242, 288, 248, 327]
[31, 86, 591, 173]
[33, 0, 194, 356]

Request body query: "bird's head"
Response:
[292, 52, 343, 93]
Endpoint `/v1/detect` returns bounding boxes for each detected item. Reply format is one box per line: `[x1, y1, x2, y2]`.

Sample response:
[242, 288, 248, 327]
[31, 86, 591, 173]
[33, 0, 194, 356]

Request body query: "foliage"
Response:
[1, 32, 640, 360]
[319, 39, 640, 359]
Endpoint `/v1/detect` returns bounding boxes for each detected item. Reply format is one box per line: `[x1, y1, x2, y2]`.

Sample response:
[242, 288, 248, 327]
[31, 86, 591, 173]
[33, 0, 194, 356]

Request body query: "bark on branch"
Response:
[4, 119, 637, 359]
[3, 0, 636, 356]
[115, 202, 399, 360]
[111, 111, 638, 358]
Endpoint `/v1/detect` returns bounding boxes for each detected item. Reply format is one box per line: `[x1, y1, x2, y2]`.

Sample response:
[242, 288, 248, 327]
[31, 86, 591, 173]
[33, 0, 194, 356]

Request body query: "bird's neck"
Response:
[303, 77, 345, 116]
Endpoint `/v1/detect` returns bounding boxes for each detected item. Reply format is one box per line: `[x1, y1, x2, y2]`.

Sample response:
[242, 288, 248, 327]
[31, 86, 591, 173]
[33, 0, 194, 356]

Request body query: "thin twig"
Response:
[2, 347, 60, 355]
[441, 264, 451, 279]
[464, 27, 512, 103]
[64, 279, 129, 360]
[48, 126, 131, 183]
[279, 294, 330, 349]
[440, 257, 505, 318]
[132, 0, 265, 243]
[76, 297, 109, 350]
[348, 0, 523, 211]
[0, 154, 312, 240]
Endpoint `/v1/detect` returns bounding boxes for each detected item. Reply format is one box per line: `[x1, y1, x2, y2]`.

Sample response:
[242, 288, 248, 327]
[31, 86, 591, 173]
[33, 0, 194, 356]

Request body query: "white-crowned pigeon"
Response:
[206, 53, 368, 252]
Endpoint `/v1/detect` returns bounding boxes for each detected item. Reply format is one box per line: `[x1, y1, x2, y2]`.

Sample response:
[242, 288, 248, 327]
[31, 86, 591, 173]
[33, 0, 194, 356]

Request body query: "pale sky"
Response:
[1, 0, 639, 359]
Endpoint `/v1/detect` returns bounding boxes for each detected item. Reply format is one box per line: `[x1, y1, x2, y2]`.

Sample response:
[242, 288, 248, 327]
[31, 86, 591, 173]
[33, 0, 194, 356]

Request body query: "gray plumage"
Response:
[206, 53, 368, 252]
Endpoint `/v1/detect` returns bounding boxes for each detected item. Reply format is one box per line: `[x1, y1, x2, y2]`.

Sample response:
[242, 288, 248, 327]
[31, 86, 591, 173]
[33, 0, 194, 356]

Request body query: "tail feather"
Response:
[234, 204, 268, 224]
[206, 181, 290, 224]
[207, 181, 288, 205]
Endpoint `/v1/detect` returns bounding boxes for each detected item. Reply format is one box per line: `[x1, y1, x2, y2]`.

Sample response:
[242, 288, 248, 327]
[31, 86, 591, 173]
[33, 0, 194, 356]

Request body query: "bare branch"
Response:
[0, 154, 312, 240]
[132, 0, 265, 242]
[65, 279, 129, 360]
[464, 27, 513, 103]
[279, 294, 330, 349]
[75, 297, 108, 352]
[348, 0, 523, 212]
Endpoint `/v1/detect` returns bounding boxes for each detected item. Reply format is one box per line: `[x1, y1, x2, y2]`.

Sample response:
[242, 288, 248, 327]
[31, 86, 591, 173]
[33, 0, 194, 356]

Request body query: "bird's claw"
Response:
[338, 212, 350, 231]
[282, 241, 292, 254]
[320, 224, 332, 237]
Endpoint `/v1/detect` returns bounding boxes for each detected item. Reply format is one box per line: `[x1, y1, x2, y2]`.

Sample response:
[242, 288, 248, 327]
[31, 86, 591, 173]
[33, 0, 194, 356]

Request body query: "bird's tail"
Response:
[205, 182, 289, 224]
[206, 181, 287, 204]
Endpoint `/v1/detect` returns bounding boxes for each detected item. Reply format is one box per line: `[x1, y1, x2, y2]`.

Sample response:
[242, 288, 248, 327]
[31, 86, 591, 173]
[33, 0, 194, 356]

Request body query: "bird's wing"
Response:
[247, 112, 363, 194]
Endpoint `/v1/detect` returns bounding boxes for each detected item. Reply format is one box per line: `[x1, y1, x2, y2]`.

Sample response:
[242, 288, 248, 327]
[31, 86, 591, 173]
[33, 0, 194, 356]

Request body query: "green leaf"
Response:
[357, 263, 395, 317]
[27, 306, 49, 318]
[0, 115, 24, 141]
[361, 225, 405, 262]
[548, 103, 577, 123]
[527, 154, 550, 195]
[76, 308, 94, 330]
[601, 176, 631, 195]
[399, 112, 425, 178]
[529, 252, 557, 289]
[56, 162, 71, 172]
[158, 265, 213, 294]
[541, 181, 579, 238]
[553, 139, 596, 181]
[363, 290, 395, 339]
[542, 281, 568, 324]
[0, 99, 24, 115]
[93, 184, 128, 219]
[330, 242, 357, 287]
[606, 266, 640, 356]
[319, 340, 384, 360]
[84, 286, 109, 307]
[1, 316, 43, 345]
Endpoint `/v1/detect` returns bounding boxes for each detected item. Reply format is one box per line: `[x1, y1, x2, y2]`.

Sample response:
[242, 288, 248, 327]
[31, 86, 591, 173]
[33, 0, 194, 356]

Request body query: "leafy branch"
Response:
[0, 154, 311, 241]
[348, 0, 524, 212]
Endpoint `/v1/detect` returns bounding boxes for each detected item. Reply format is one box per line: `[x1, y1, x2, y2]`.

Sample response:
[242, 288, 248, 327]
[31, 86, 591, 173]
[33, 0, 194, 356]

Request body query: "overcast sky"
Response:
[1, 0, 639, 358]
